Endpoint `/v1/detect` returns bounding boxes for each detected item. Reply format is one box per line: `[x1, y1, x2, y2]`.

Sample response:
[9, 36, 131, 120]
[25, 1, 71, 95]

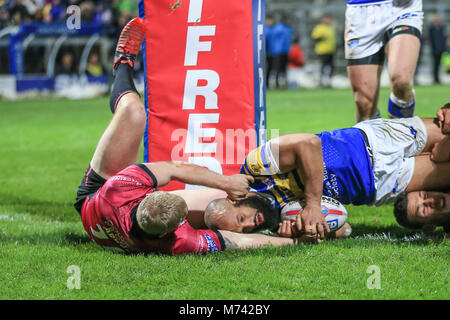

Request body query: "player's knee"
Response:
[353, 87, 375, 108]
[390, 74, 412, 98]
[353, 91, 376, 118]
[117, 101, 146, 125]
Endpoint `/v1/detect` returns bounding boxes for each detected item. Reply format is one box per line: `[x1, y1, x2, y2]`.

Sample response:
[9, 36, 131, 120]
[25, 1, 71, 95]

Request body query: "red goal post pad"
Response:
[139, 0, 267, 190]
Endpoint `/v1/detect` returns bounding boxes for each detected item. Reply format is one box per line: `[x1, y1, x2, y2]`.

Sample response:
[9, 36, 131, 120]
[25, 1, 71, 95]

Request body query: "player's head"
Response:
[394, 191, 450, 231]
[204, 193, 280, 233]
[136, 191, 188, 237]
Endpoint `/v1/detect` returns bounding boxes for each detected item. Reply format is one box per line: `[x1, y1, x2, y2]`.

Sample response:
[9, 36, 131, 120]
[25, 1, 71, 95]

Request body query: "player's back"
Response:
[317, 127, 375, 205]
[241, 128, 375, 208]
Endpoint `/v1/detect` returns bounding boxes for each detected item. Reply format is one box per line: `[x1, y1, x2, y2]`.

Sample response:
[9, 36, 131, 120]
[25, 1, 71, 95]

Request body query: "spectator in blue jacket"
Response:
[267, 14, 293, 89]
[265, 14, 275, 89]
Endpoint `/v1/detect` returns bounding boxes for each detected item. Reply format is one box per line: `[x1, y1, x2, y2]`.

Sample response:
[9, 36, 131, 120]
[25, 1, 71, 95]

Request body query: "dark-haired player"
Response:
[75, 17, 306, 254]
[204, 105, 450, 238]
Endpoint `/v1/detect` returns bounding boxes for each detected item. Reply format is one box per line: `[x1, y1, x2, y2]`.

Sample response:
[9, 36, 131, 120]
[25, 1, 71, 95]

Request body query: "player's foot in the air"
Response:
[113, 17, 147, 69]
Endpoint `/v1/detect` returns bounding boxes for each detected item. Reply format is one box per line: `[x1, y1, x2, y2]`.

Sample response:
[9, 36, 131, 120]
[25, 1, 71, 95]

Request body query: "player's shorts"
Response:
[345, 0, 423, 64]
[354, 116, 427, 206]
[74, 166, 106, 215]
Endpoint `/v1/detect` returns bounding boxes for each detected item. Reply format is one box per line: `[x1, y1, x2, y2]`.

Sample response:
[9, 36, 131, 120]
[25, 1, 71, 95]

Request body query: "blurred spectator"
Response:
[111, 10, 133, 53]
[56, 50, 77, 75]
[429, 13, 447, 84]
[80, 1, 95, 22]
[268, 13, 293, 89]
[443, 38, 450, 75]
[265, 13, 275, 88]
[50, 0, 64, 21]
[288, 36, 305, 69]
[42, 0, 65, 23]
[311, 14, 336, 87]
[85, 51, 104, 77]
[0, 7, 10, 29]
[10, 0, 33, 25]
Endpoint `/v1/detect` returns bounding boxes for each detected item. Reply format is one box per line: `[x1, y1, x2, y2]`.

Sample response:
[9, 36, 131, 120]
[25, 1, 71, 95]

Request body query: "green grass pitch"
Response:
[0, 85, 448, 300]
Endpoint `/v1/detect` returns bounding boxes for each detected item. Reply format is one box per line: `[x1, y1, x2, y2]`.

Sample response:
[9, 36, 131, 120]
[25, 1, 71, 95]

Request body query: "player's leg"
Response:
[90, 92, 145, 179]
[347, 64, 383, 122]
[385, 32, 421, 118]
[90, 17, 147, 179]
[344, 2, 385, 122]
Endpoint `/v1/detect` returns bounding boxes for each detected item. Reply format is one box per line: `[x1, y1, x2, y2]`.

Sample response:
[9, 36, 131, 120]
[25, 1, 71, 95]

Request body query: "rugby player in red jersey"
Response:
[74, 18, 302, 254]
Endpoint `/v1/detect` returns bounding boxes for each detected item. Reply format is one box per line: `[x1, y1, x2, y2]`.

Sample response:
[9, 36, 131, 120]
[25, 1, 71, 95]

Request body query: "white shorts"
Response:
[345, 0, 423, 61]
[354, 116, 427, 206]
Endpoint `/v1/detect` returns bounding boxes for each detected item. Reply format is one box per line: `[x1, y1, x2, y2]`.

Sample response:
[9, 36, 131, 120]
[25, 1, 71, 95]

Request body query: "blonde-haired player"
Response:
[75, 17, 306, 254]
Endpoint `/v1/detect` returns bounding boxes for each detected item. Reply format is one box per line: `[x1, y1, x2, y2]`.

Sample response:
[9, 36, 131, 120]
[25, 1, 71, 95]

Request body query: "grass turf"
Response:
[0, 85, 449, 300]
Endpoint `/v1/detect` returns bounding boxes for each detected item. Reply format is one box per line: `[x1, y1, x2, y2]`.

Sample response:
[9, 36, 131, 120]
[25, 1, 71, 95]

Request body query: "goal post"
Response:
[139, 0, 267, 190]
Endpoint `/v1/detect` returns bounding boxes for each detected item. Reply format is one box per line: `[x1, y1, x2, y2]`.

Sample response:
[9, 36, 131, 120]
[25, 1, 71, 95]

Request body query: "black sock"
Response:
[109, 63, 139, 114]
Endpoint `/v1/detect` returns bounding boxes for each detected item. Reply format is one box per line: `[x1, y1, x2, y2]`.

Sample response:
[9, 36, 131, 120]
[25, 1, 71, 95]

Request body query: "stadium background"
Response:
[0, 0, 448, 98]
[0, 0, 449, 301]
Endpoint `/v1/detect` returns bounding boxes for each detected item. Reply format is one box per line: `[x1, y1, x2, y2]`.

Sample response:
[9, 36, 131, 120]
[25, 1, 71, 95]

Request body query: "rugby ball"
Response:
[280, 196, 348, 231]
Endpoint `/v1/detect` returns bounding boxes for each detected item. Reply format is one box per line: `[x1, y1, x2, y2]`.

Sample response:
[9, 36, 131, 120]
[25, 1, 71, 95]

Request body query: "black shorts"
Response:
[347, 25, 421, 66]
[74, 166, 107, 215]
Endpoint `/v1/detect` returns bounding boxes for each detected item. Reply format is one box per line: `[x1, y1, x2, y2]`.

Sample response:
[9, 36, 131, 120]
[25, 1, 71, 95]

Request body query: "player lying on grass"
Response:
[202, 106, 450, 239]
[74, 17, 310, 255]
[394, 104, 450, 232]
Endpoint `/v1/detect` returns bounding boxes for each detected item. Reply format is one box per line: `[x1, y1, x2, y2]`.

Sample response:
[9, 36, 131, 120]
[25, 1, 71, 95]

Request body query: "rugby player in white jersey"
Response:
[344, 0, 423, 121]
[199, 106, 450, 239]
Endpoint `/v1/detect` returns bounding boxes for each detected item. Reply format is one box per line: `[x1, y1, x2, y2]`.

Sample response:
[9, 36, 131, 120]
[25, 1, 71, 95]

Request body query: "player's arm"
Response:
[437, 103, 450, 134]
[277, 220, 352, 239]
[142, 161, 253, 200]
[218, 230, 303, 250]
[273, 133, 330, 239]
[430, 135, 450, 163]
[170, 188, 227, 229]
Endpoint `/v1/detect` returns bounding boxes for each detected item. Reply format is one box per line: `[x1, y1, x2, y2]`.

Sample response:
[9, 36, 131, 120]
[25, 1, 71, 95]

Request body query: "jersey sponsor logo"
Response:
[204, 234, 219, 252]
[90, 224, 109, 240]
[262, 178, 274, 189]
[110, 175, 143, 186]
[196, 232, 205, 253]
[409, 126, 417, 139]
[90, 219, 131, 252]
[396, 13, 418, 21]
[391, 26, 411, 35]
[392, 180, 399, 194]
[347, 39, 359, 48]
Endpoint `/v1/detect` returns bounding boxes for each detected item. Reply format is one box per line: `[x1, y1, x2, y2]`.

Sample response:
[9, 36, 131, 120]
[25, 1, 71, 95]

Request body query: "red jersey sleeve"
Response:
[171, 221, 225, 255]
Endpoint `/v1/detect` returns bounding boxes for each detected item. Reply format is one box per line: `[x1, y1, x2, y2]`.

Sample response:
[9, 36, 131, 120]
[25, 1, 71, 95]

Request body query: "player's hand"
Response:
[430, 139, 450, 163]
[277, 220, 296, 238]
[296, 204, 330, 240]
[436, 103, 450, 134]
[224, 174, 254, 201]
[292, 233, 323, 245]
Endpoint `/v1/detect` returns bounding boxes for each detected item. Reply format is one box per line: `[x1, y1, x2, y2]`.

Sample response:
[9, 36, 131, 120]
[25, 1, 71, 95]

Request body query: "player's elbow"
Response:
[296, 134, 322, 152]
